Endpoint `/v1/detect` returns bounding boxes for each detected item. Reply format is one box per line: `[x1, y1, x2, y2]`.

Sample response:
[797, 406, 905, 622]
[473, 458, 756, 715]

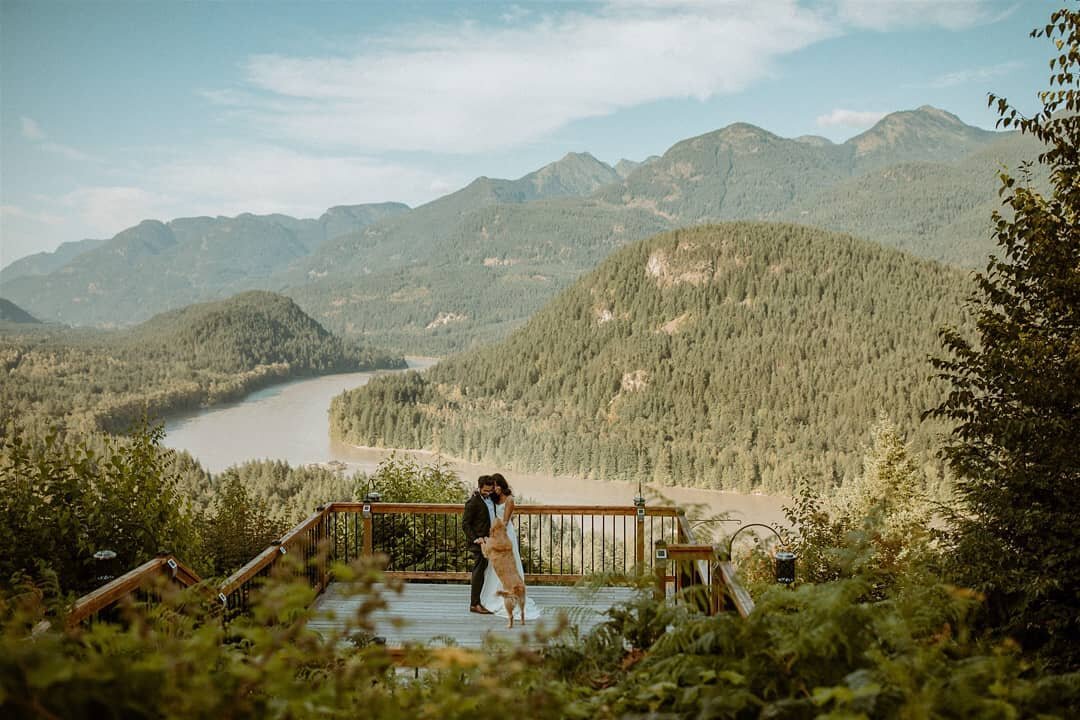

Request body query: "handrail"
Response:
[70, 502, 709, 624]
[219, 502, 684, 615]
[219, 505, 330, 597]
[67, 554, 205, 628]
[329, 502, 679, 516]
[664, 512, 755, 617]
[718, 561, 755, 618]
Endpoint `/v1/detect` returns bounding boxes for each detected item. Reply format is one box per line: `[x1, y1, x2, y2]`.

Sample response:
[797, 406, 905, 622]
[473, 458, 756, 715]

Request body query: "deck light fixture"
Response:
[726, 523, 796, 585]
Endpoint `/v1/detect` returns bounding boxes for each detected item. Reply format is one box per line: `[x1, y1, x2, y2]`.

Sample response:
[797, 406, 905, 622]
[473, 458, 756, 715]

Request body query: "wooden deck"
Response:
[309, 582, 640, 648]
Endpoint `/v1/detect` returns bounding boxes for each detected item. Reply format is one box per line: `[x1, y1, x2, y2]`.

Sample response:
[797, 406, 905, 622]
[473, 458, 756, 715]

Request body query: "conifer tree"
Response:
[928, 7, 1080, 668]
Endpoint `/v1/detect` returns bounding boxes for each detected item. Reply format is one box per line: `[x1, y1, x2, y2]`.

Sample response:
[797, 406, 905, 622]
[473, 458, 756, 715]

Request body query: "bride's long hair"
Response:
[491, 473, 512, 499]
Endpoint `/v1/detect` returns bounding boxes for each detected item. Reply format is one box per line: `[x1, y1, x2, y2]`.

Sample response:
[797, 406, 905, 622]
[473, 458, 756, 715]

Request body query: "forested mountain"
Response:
[847, 105, 999, 170]
[0, 237, 106, 284]
[331, 223, 970, 495]
[289, 198, 674, 350]
[4, 106, 1034, 355]
[291, 108, 1026, 353]
[0, 299, 39, 324]
[779, 131, 1048, 265]
[0, 291, 403, 434]
[1, 203, 409, 326]
[294, 152, 620, 281]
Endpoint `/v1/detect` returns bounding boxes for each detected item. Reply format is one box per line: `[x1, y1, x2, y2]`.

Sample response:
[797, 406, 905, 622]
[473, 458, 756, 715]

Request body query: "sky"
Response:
[0, 0, 1059, 268]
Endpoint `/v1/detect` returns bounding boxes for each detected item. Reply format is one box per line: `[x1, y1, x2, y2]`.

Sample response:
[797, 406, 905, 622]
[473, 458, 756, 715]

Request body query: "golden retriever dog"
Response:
[478, 518, 527, 628]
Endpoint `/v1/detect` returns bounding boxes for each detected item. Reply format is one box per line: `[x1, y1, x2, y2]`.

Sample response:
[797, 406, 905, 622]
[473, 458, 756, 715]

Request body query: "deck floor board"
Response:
[309, 582, 641, 648]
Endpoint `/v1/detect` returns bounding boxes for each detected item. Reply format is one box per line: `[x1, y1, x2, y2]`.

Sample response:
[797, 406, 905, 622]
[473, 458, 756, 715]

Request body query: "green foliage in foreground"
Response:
[3, 550, 1078, 719]
[0, 424, 203, 594]
[0, 420, 475, 594]
[0, 290, 403, 435]
[928, 8, 1080, 670]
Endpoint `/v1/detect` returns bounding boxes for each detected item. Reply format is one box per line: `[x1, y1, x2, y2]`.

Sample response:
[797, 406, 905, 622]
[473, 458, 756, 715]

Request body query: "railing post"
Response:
[710, 563, 723, 615]
[362, 500, 375, 558]
[653, 539, 668, 602]
[635, 495, 646, 574]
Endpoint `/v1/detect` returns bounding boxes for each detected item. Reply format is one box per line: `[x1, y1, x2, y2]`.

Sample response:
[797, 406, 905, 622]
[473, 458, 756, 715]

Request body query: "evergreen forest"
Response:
[332, 223, 970, 496]
[0, 290, 403, 435]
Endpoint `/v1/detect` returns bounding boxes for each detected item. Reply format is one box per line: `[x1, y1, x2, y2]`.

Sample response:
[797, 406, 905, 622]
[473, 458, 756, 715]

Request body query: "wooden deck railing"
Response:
[69, 500, 754, 624]
[652, 514, 755, 617]
[66, 554, 205, 628]
[219, 502, 685, 616]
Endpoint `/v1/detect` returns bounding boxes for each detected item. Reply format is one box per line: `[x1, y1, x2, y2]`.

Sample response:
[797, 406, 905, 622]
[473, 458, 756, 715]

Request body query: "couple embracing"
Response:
[462, 473, 540, 625]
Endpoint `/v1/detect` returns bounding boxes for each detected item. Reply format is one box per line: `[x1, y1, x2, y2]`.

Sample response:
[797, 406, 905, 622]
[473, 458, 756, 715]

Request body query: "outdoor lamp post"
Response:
[774, 550, 796, 584]
[93, 549, 118, 585]
[363, 477, 381, 505]
[725, 523, 797, 585]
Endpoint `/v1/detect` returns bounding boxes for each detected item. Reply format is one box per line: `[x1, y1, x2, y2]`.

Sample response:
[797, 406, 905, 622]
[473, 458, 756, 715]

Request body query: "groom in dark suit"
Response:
[462, 474, 497, 614]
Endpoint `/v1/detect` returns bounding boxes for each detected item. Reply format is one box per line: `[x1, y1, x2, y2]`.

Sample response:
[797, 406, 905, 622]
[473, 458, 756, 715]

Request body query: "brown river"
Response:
[164, 358, 789, 530]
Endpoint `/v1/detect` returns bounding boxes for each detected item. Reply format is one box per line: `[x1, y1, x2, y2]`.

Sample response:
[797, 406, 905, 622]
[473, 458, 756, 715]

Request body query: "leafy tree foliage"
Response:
[0, 424, 202, 593]
[928, 8, 1080, 669]
[360, 452, 468, 504]
[766, 416, 934, 593]
[198, 471, 285, 576]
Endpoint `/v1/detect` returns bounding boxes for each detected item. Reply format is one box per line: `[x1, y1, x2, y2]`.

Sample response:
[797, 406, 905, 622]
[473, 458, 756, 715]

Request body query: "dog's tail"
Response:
[496, 590, 510, 597]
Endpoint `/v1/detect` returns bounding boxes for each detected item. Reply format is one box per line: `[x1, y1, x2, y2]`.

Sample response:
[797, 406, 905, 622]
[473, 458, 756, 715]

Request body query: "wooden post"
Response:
[653, 539, 668, 602]
[362, 502, 374, 558]
[634, 496, 646, 574]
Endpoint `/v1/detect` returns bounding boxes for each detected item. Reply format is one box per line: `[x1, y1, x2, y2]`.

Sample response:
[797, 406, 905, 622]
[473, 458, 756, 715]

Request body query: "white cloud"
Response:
[816, 108, 888, 129]
[832, 0, 1001, 31]
[212, 0, 1007, 155]
[20, 117, 46, 141]
[921, 60, 1023, 89]
[17, 116, 96, 161]
[228, 1, 834, 153]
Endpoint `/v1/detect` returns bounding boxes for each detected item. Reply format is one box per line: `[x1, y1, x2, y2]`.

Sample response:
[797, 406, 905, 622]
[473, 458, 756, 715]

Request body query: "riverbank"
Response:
[164, 362, 790, 532]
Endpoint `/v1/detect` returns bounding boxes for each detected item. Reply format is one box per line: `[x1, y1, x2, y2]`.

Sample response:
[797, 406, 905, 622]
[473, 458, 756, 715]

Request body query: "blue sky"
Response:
[0, 0, 1058, 267]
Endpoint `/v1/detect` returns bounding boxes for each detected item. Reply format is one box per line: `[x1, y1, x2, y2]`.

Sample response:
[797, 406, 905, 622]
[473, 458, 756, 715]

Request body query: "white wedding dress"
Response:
[480, 502, 542, 619]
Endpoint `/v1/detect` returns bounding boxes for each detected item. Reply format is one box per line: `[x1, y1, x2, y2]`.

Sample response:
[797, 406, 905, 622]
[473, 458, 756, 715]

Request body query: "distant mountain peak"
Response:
[915, 104, 963, 121]
[794, 135, 835, 147]
[672, 122, 780, 154]
[846, 105, 998, 167]
[526, 151, 618, 196]
[614, 158, 640, 178]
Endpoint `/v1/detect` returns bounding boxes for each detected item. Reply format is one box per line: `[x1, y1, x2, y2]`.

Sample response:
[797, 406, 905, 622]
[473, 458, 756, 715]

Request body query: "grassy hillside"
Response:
[331, 223, 971, 495]
[0, 291, 403, 434]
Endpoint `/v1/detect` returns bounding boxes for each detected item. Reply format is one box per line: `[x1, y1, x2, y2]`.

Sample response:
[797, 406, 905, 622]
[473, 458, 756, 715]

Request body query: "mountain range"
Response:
[0, 106, 1044, 354]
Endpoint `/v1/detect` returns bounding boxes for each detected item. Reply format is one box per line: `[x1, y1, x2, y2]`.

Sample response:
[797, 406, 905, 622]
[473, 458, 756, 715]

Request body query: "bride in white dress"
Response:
[480, 475, 541, 620]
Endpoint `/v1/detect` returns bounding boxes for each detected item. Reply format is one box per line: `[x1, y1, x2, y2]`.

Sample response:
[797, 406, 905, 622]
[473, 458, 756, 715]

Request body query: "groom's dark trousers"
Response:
[462, 492, 492, 607]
